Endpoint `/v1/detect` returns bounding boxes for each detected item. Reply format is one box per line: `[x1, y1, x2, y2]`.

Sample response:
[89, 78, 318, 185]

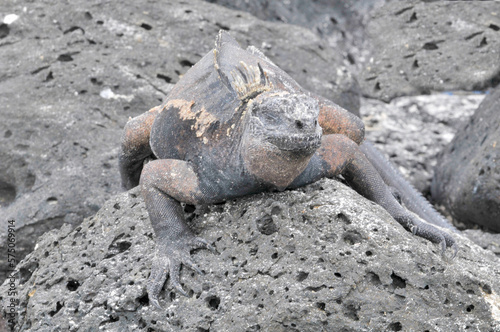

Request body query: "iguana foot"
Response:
[398, 215, 457, 259]
[147, 234, 216, 309]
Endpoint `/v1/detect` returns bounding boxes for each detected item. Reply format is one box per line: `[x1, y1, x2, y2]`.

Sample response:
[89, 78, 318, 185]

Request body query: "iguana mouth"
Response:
[267, 133, 322, 152]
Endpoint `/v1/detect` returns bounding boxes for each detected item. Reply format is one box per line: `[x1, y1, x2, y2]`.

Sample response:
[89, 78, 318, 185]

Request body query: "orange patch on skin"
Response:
[142, 159, 203, 205]
[317, 134, 357, 177]
[168, 99, 217, 140]
[123, 106, 161, 151]
[318, 104, 365, 145]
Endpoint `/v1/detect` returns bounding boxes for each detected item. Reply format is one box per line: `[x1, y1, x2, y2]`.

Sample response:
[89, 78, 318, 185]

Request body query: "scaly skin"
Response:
[119, 31, 457, 309]
[360, 141, 458, 233]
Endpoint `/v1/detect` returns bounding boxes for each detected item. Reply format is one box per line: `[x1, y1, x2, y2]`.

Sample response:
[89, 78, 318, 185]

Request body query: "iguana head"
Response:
[242, 91, 322, 190]
[249, 91, 322, 153]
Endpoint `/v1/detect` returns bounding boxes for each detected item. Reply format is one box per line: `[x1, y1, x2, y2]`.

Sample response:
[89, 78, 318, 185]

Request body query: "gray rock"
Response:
[204, 0, 385, 67]
[0, 0, 357, 283]
[432, 87, 500, 232]
[2, 179, 500, 331]
[359, 1, 500, 102]
[361, 94, 484, 195]
[462, 230, 500, 257]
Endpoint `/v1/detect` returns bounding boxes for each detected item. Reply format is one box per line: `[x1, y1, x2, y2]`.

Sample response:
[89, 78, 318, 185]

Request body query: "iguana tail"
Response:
[360, 140, 458, 232]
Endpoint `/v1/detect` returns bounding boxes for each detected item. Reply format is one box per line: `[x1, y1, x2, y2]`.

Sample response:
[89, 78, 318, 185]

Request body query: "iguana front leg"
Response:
[119, 106, 162, 190]
[291, 134, 456, 254]
[140, 159, 215, 308]
[315, 95, 365, 144]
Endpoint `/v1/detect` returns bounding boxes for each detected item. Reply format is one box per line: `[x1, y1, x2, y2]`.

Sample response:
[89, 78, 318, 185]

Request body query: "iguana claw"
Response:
[147, 235, 215, 308]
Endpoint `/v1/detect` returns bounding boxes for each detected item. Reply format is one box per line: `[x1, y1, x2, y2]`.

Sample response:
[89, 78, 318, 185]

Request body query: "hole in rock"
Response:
[408, 12, 417, 23]
[157, 73, 172, 83]
[316, 302, 326, 310]
[0, 24, 9, 39]
[184, 204, 196, 213]
[137, 293, 149, 306]
[391, 272, 406, 289]
[67, 279, 80, 291]
[465, 32, 483, 41]
[296, 271, 309, 282]
[347, 53, 355, 65]
[44, 71, 54, 82]
[215, 22, 230, 31]
[57, 53, 74, 62]
[63, 26, 85, 35]
[395, 7, 413, 16]
[206, 295, 220, 310]
[256, 215, 278, 235]
[343, 231, 362, 245]
[336, 212, 351, 224]
[179, 59, 194, 67]
[105, 234, 132, 259]
[49, 301, 64, 317]
[344, 303, 359, 321]
[0, 180, 16, 207]
[422, 42, 439, 50]
[388, 322, 403, 331]
[482, 284, 492, 294]
[367, 272, 381, 286]
[479, 37, 488, 47]
[270, 205, 282, 216]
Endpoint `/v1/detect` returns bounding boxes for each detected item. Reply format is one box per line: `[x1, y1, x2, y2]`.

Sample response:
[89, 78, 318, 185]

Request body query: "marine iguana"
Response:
[119, 31, 457, 308]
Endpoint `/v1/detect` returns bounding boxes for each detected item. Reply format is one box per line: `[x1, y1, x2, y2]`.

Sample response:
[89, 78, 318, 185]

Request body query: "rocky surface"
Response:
[1, 0, 500, 329]
[1, 179, 500, 331]
[432, 86, 500, 232]
[462, 229, 500, 258]
[0, 0, 357, 283]
[359, 1, 500, 102]
[360, 94, 484, 196]
[205, 0, 385, 74]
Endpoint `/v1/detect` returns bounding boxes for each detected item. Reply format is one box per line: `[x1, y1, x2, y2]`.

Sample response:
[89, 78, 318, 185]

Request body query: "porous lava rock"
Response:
[359, 1, 500, 102]
[432, 86, 500, 232]
[1, 180, 499, 331]
[360, 94, 484, 197]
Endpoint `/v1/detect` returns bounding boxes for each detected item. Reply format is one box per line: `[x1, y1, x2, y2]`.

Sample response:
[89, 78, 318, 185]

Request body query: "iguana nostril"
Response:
[295, 120, 304, 129]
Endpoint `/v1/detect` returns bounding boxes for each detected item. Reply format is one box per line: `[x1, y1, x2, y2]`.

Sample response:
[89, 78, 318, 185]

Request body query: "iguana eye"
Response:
[263, 112, 279, 123]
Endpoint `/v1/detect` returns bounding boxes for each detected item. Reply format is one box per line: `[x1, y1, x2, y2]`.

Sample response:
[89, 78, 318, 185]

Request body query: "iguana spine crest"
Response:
[231, 61, 272, 102]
